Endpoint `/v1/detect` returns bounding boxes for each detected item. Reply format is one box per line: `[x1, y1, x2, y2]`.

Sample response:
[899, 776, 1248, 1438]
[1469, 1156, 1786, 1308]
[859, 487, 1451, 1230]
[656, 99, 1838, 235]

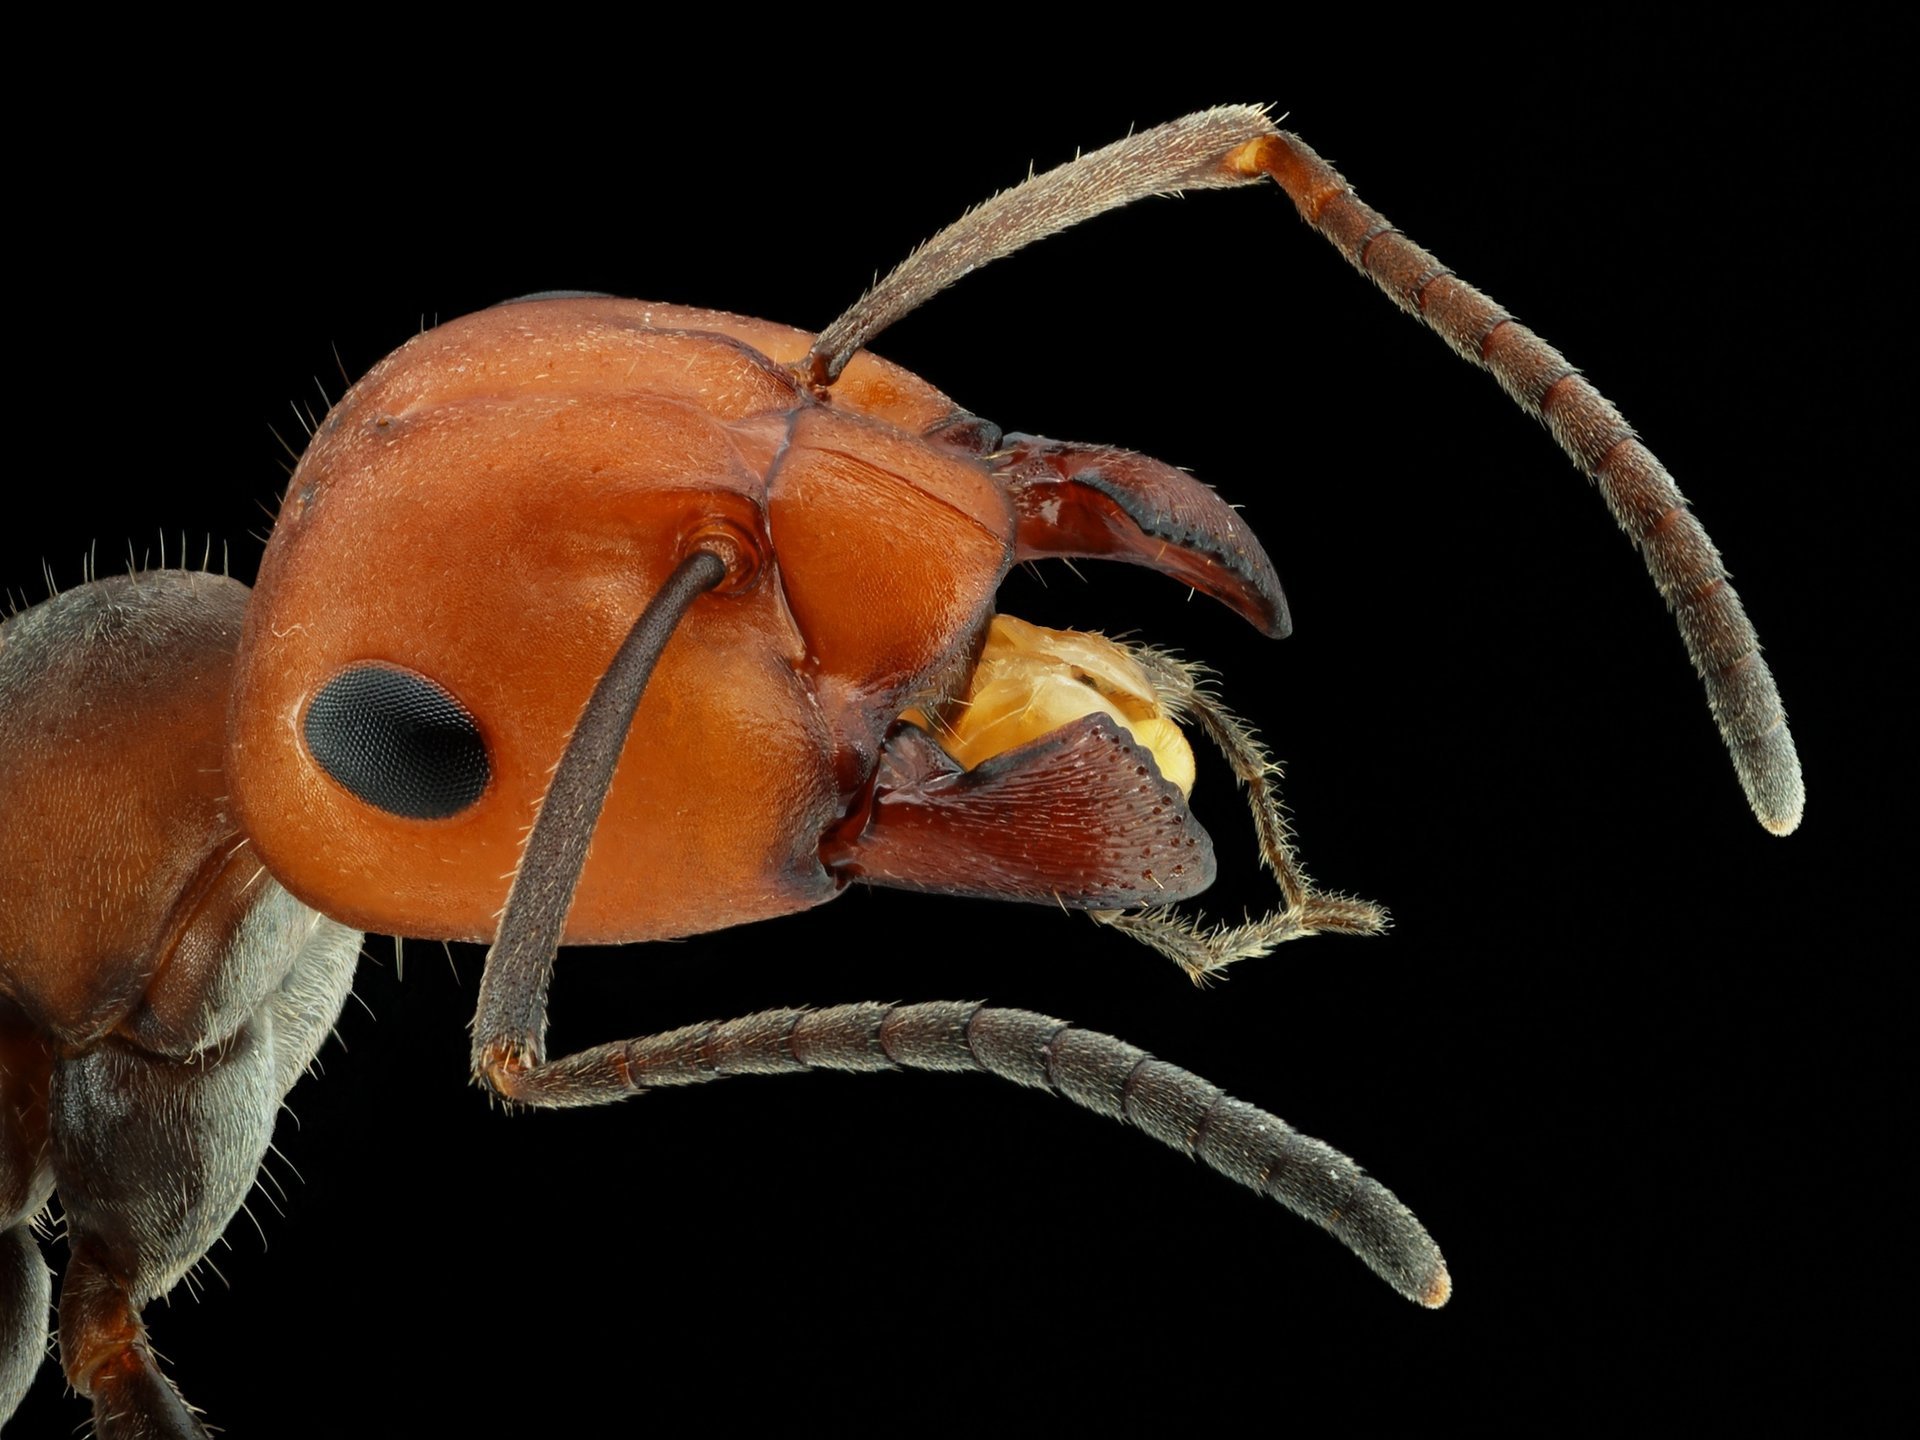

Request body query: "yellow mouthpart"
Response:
[905, 615, 1195, 796]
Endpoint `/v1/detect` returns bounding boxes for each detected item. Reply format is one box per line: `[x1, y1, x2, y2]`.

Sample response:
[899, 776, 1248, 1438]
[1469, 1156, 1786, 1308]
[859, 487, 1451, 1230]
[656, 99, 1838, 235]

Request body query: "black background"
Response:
[6, 41, 1901, 1435]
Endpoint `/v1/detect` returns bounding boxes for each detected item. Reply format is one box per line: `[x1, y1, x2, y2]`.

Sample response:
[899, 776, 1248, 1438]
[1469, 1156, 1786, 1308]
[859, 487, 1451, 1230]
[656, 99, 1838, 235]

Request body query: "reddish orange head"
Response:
[228, 297, 1015, 943]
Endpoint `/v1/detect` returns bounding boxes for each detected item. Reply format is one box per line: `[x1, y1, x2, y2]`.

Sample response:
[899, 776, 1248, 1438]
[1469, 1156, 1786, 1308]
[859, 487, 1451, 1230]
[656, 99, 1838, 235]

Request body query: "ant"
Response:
[0, 107, 1797, 1436]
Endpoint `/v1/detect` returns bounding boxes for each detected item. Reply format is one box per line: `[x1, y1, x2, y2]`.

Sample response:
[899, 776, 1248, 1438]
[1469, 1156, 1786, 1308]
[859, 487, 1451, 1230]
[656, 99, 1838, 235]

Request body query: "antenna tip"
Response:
[1733, 722, 1803, 836]
[1747, 755, 1805, 836]
[1761, 807, 1804, 837]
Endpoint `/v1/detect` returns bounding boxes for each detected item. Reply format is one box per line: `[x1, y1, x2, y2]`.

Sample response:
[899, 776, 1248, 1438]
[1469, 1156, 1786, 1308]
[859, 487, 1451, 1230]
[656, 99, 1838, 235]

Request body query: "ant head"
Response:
[225, 299, 857, 944]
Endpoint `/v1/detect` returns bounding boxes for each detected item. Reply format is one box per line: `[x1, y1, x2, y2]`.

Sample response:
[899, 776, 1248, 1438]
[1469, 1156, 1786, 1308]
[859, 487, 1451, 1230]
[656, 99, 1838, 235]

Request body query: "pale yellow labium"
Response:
[908, 615, 1195, 796]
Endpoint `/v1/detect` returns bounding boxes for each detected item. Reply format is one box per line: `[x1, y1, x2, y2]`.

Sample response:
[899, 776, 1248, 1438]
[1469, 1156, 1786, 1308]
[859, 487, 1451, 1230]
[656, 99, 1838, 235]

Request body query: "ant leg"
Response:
[1, 1007, 53, 1427]
[57, 1245, 207, 1440]
[47, 1027, 279, 1440]
[41, 902, 359, 1439]
[0, 1223, 50, 1423]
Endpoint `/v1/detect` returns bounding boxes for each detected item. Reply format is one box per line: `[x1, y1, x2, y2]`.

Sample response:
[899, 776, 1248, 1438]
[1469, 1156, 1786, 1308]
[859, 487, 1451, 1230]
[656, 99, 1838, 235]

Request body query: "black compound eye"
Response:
[304, 665, 490, 820]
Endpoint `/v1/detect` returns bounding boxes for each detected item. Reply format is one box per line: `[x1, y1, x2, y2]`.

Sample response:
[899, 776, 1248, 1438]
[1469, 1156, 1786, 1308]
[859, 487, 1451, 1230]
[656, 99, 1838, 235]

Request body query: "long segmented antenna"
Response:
[496, 998, 1450, 1308]
[803, 106, 1803, 835]
[1232, 131, 1803, 835]
[473, 550, 729, 1060]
